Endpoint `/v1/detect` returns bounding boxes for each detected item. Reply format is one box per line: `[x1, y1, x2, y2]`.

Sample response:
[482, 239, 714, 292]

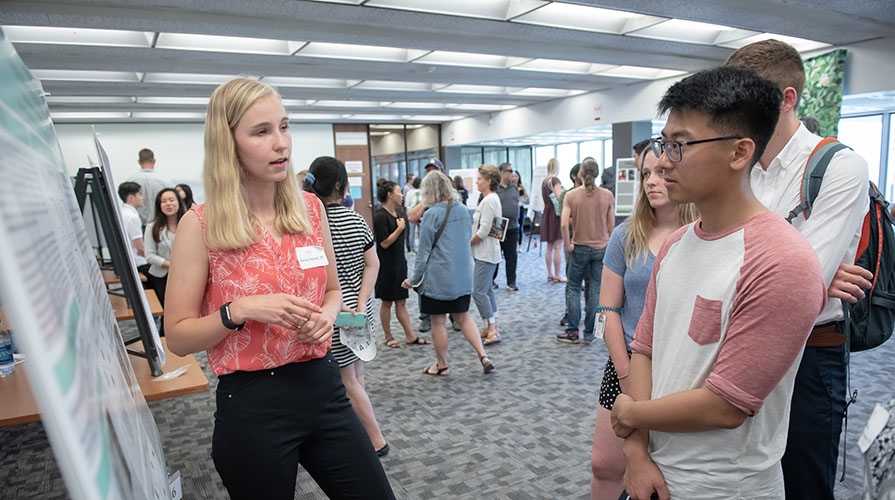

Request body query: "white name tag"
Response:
[295, 246, 328, 269]
[594, 313, 606, 340]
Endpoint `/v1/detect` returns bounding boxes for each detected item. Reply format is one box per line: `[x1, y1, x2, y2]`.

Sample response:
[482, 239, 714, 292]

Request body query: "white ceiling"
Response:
[2, 0, 894, 129]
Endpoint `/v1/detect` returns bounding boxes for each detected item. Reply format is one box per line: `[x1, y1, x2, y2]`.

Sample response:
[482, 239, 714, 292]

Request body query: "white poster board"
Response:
[0, 32, 169, 500]
[448, 168, 478, 208]
[614, 157, 637, 215]
[528, 164, 547, 215]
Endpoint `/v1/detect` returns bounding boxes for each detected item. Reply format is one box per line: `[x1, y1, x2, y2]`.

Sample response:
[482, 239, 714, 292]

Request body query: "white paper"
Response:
[859, 404, 892, 453]
[345, 160, 364, 174]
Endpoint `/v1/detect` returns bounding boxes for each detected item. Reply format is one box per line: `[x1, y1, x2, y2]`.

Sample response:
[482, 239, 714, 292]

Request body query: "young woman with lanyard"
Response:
[165, 78, 394, 500]
[588, 149, 696, 500]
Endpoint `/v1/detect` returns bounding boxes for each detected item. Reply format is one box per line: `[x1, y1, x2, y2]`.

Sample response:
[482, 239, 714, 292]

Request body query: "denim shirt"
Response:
[409, 201, 474, 300]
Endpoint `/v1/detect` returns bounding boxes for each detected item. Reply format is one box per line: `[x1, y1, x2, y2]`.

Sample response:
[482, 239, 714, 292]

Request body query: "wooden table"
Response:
[0, 338, 209, 427]
[101, 269, 147, 284]
[109, 289, 163, 321]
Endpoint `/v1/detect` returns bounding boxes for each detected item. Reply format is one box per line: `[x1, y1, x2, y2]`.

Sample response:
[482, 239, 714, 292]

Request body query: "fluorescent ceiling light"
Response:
[717, 33, 831, 52]
[353, 81, 437, 91]
[436, 84, 508, 94]
[510, 58, 615, 75]
[626, 19, 758, 45]
[136, 96, 210, 105]
[510, 87, 583, 97]
[311, 100, 386, 107]
[596, 66, 687, 80]
[282, 99, 315, 106]
[363, 0, 548, 21]
[45, 96, 135, 104]
[297, 42, 427, 62]
[384, 102, 448, 109]
[262, 76, 357, 88]
[514, 3, 665, 34]
[446, 103, 517, 111]
[50, 112, 132, 119]
[32, 70, 140, 82]
[344, 114, 404, 121]
[287, 113, 345, 120]
[3, 26, 153, 47]
[413, 51, 508, 68]
[143, 73, 233, 84]
[404, 115, 466, 121]
[155, 33, 298, 55]
[131, 112, 207, 119]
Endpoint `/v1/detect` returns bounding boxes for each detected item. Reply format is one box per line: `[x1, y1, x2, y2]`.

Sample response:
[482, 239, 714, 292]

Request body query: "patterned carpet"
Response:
[1, 245, 893, 499]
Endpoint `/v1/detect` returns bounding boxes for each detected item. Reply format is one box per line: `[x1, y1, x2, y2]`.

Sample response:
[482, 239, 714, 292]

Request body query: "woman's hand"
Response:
[401, 279, 412, 290]
[230, 294, 323, 330]
[296, 310, 334, 344]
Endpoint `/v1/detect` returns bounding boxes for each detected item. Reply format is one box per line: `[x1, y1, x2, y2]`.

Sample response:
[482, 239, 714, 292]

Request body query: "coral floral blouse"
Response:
[195, 191, 330, 376]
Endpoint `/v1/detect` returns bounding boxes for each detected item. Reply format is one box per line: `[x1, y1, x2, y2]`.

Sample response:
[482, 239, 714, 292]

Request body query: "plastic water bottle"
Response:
[0, 323, 14, 377]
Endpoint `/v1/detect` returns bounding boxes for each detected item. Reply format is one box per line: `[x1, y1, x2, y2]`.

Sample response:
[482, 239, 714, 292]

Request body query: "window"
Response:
[839, 115, 883, 185]
[534, 145, 555, 171]
[555, 143, 578, 188]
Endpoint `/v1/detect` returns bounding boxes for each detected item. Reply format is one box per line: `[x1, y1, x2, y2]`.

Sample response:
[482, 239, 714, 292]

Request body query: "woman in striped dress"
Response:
[305, 156, 389, 457]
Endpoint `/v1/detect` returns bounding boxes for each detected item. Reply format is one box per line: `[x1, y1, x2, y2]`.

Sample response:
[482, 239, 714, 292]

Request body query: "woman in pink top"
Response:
[165, 78, 394, 500]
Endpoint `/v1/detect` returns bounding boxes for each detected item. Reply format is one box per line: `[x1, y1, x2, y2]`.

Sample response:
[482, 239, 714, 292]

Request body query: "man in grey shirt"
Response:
[127, 148, 170, 225]
[494, 163, 521, 291]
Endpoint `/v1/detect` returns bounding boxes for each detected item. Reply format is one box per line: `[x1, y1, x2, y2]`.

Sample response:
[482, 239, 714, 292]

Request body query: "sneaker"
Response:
[559, 312, 568, 326]
[419, 320, 431, 333]
[451, 321, 462, 332]
[507, 284, 518, 291]
[492, 282, 499, 289]
[556, 331, 580, 344]
[581, 338, 593, 346]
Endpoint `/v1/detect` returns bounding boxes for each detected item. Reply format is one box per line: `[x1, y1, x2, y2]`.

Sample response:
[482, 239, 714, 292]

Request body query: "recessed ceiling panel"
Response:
[3, 26, 152, 47]
[514, 3, 665, 34]
[626, 19, 759, 45]
[155, 33, 295, 55]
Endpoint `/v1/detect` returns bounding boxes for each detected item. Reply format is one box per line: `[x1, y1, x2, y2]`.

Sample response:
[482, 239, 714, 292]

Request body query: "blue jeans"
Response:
[781, 343, 847, 500]
[565, 245, 605, 340]
[473, 259, 499, 323]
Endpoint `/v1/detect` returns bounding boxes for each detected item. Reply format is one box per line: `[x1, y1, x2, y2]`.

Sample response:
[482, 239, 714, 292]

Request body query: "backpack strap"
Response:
[786, 138, 851, 223]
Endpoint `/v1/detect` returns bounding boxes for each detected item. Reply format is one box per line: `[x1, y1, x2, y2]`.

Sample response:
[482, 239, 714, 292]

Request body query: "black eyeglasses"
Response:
[650, 136, 742, 162]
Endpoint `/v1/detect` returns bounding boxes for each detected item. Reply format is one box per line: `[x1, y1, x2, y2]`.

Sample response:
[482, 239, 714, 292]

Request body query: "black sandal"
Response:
[479, 354, 495, 374]
[423, 364, 449, 376]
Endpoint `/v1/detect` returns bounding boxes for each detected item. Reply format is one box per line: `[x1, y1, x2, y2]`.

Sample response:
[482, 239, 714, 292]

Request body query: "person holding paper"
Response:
[470, 164, 503, 345]
[165, 78, 394, 500]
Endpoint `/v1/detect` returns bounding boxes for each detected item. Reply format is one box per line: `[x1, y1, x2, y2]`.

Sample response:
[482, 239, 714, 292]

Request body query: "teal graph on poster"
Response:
[0, 29, 169, 499]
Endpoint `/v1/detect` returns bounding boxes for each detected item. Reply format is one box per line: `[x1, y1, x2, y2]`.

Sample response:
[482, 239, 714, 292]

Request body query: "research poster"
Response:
[0, 30, 169, 500]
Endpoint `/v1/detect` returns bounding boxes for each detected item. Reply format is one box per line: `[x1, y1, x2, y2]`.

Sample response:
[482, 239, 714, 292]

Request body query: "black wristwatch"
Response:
[220, 302, 245, 331]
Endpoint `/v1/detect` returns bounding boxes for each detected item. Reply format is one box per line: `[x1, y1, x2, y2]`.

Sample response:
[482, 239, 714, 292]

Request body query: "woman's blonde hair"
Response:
[478, 164, 500, 192]
[202, 78, 309, 250]
[421, 172, 457, 207]
[624, 155, 698, 267]
[544, 158, 559, 184]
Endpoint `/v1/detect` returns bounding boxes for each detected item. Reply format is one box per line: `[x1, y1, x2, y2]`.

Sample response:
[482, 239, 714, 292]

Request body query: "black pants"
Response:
[492, 227, 519, 287]
[781, 343, 847, 500]
[145, 273, 167, 335]
[212, 353, 395, 500]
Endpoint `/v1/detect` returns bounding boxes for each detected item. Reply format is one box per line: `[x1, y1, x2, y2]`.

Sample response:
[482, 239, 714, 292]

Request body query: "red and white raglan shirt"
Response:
[630, 212, 826, 499]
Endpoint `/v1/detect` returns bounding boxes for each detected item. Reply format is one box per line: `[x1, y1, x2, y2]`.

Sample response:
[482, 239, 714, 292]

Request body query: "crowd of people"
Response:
[104, 36, 875, 500]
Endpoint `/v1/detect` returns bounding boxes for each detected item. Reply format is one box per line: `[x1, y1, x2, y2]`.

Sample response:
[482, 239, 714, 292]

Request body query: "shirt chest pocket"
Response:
[687, 295, 723, 346]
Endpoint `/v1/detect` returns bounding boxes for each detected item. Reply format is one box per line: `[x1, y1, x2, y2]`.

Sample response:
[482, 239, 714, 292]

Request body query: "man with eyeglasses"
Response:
[609, 66, 826, 500]
[726, 40, 870, 500]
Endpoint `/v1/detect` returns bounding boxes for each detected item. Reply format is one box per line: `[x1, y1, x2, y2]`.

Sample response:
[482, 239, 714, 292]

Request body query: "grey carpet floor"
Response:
[1, 246, 893, 499]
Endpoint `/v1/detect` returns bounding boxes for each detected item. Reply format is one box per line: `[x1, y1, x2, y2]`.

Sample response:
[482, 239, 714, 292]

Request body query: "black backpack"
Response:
[786, 138, 895, 352]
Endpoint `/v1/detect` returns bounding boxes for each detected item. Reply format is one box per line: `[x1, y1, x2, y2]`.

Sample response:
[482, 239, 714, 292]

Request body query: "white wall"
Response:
[56, 122, 335, 200]
[841, 38, 895, 96]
